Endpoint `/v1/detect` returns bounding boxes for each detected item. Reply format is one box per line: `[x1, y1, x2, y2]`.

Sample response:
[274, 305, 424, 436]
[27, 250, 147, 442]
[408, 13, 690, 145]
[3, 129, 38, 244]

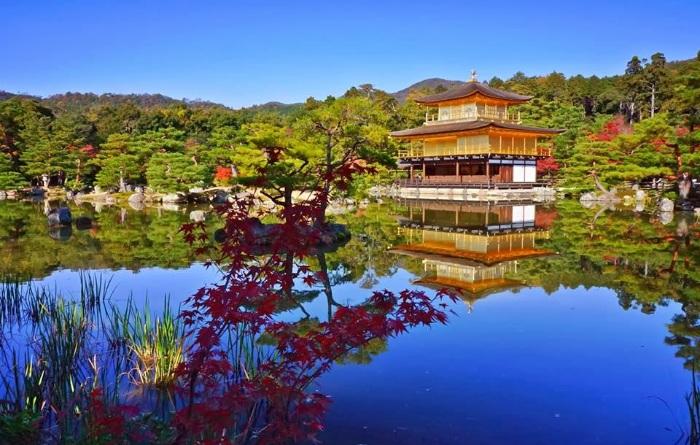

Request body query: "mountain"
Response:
[240, 101, 303, 115]
[1, 77, 463, 113]
[0, 91, 37, 101]
[390, 78, 465, 103]
[0, 91, 228, 113]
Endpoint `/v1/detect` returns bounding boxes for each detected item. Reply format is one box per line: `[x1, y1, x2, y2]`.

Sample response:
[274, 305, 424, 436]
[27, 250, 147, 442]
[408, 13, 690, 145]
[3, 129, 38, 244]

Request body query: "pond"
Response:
[0, 198, 698, 444]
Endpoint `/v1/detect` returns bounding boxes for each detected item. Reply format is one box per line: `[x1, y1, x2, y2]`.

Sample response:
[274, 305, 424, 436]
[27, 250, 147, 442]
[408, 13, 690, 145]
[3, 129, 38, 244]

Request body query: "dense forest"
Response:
[1, 51, 698, 194]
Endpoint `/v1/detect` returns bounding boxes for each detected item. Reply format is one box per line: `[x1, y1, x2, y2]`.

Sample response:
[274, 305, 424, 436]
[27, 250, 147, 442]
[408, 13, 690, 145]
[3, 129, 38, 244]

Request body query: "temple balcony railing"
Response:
[425, 110, 522, 125]
[397, 145, 551, 158]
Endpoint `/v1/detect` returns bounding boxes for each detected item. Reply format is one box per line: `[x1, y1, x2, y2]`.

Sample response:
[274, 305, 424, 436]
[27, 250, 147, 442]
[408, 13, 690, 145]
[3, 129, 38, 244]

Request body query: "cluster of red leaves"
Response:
[534, 207, 558, 229]
[589, 115, 628, 141]
[214, 165, 233, 184]
[536, 156, 560, 175]
[86, 389, 141, 443]
[80, 144, 97, 157]
[676, 127, 690, 138]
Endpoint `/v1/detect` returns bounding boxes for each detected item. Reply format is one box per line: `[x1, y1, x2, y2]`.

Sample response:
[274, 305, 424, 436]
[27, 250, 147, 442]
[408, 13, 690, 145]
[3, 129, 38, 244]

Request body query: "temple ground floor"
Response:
[396, 185, 554, 202]
[400, 157, 541, 185]
[395, 156, 552, 201]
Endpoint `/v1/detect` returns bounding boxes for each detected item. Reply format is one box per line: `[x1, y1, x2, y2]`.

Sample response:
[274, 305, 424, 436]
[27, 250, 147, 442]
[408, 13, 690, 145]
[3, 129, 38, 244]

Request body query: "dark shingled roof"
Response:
[416, 82, 532, 104]
[390, 120, 564, 138]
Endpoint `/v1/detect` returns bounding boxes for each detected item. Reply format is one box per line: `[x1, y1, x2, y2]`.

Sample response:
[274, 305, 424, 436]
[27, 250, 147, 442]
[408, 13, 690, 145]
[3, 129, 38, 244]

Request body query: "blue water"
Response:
[319, 282, 685, 444]
[1, 200, 694, 444]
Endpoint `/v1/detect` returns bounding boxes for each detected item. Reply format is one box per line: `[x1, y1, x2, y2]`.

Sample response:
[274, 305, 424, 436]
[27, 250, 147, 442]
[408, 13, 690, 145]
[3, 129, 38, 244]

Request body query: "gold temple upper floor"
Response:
[397, 134, 552, 158]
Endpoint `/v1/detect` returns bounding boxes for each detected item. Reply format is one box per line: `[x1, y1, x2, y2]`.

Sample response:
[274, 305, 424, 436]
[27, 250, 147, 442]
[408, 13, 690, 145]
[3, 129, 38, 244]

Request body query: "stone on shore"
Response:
[658, 198, 674, 213]
[162, 192, 187, 204]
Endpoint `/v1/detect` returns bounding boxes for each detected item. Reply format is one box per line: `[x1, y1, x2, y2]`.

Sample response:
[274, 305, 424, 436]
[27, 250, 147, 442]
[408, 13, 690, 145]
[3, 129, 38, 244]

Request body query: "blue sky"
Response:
[3, 0, 699, 108]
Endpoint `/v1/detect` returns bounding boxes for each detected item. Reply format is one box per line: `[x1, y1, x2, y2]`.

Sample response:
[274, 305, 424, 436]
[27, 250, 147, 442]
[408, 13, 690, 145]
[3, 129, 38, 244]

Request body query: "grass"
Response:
[107, 296, 185, 388]
[0, 273, 114, 441]
[687, 370, 700, 445]
[0, 279, 23, 328]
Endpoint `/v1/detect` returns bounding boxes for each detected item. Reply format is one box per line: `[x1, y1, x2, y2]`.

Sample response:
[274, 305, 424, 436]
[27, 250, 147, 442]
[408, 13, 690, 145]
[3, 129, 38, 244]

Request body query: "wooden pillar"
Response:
[422, 162, 426, 179]
[409, 164, 414, 181]
[486, 159, 490, 188]
[455, 161, 460, 183]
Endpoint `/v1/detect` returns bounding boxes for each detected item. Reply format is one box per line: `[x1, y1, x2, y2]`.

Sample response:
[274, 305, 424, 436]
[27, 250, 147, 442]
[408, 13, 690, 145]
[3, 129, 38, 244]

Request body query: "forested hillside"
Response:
[1, 51, 698, 194]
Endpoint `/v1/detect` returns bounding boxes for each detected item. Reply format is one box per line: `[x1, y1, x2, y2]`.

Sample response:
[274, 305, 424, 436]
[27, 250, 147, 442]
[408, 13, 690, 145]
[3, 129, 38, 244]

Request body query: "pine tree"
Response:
[0, 153, 26, 190]
[146, 152, 208, 192]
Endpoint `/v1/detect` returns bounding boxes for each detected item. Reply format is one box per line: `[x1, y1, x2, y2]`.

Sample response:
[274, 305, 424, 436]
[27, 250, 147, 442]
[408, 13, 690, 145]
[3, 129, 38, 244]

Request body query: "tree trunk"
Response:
[318, 140, 333, 225]
[284, 184, 293, 217]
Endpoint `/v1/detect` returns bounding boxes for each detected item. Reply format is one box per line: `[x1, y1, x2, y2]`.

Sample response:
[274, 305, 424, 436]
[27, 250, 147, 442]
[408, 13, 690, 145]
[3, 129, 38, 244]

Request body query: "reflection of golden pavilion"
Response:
[391, 200, 554, 311]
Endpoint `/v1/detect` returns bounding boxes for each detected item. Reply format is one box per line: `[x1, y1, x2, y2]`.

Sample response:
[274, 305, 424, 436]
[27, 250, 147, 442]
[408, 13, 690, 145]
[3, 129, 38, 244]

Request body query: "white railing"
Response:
[425, 110, 521, 125]
[397, 144, 551, 158]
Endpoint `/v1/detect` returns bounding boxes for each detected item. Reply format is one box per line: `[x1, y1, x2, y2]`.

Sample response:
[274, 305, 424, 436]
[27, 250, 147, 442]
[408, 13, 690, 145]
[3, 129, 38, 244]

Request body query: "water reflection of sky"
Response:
[320, 282, 686, 445]
[35, 265, 220, 313]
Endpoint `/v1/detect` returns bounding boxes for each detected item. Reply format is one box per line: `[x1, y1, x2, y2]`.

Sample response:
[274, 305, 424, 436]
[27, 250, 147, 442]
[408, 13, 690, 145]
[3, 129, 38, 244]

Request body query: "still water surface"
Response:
[0, 199, 696, 444]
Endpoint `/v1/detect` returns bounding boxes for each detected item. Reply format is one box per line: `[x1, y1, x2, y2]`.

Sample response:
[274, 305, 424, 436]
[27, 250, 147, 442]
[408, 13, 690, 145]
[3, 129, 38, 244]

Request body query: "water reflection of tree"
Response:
[0, 201, 212, 279]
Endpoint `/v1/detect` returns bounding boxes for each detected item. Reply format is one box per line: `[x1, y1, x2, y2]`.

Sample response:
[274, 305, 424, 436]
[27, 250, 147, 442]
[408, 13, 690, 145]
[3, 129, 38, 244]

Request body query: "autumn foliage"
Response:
[214, 165, 233, 185]
[80, 149, 455, 444]
[589, 115, 629, 142]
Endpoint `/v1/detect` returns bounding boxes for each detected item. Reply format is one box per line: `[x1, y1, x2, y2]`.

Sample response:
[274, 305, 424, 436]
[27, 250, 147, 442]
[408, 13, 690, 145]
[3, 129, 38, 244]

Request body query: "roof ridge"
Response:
[416, 82, 532, 104]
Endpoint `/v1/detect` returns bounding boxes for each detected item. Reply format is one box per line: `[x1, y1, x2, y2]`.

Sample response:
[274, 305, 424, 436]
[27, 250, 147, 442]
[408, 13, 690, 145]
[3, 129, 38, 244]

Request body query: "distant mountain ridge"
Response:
[390, 77, 466, 103]
[0, 91, 228, 113]
[0, 77, 466, 113]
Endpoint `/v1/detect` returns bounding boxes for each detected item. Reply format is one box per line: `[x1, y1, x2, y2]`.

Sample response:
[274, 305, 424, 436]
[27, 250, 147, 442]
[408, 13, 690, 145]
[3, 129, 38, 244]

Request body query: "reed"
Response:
[0, 278, 24, 328]
[107, 296, 185, 388]
[687, 370, 700, 445]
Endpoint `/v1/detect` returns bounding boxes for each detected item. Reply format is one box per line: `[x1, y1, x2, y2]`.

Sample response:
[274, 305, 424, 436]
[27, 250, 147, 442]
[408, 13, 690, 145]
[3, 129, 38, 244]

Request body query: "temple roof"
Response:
[414, 276, 525, 300]
[390, 120, 564, 138]
[416, 82, 532, 104]
[391, 244, 553, 266]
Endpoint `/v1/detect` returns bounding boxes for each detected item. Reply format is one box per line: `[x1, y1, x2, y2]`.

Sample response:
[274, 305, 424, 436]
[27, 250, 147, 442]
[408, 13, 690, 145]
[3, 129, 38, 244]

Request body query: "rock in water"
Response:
[75, 216, 93, 230]
[162, 193, 187, 203]
[211, 190, 229, 204]
[47, 207, 72, 226]
[49, 225, 72, 241]
[214, 228, 227, 243]
[190, 210, 206, 222]
[579, 192, 596, 203]
[128, 192, 145, 204]
[129, 201, 145, 211]
[659, 198, 675, 213]
[678, 200, 695, 212]
[659, 211, 673, 225]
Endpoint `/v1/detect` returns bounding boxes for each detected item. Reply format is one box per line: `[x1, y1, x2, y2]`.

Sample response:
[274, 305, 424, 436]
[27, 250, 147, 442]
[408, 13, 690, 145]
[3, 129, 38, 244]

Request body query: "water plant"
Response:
[0, 278, 23, 328]
[107, 297, 185, 389]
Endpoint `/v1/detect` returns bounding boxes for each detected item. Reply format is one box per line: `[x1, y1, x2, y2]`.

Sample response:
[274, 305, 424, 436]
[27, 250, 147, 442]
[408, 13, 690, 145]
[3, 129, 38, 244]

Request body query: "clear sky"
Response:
[3, 0, 699, 108]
